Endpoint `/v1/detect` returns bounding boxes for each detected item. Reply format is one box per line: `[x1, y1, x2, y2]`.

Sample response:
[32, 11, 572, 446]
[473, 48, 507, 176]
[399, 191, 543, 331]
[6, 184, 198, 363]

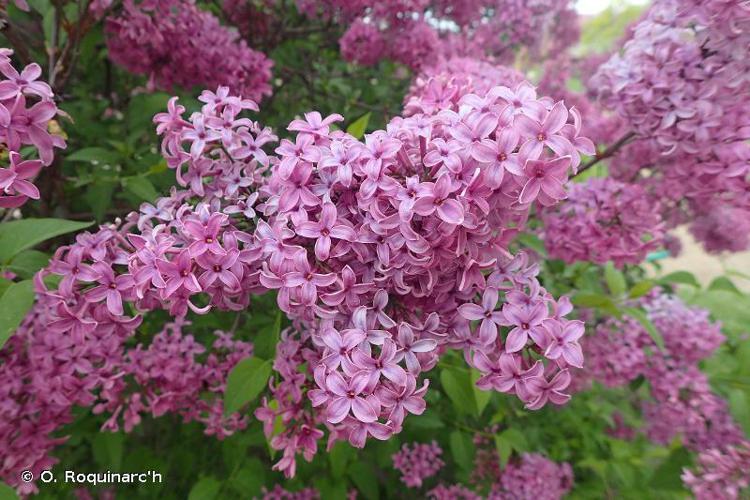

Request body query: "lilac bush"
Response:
[0, 0, 748, 498]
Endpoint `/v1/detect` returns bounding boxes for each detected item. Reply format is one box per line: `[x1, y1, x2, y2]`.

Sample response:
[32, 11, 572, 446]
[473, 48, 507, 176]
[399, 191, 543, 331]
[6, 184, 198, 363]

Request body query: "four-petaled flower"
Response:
[325, 372, 378, 423]
[296, 203, 357, 260]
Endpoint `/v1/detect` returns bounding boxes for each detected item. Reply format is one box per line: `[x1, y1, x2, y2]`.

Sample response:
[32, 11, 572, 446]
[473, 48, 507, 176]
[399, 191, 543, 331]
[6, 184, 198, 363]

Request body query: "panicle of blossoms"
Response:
[0, 281, 251, 495]
[581, 289, 745, 463]
[591, 0, 750, 253]
[315, 0, 576, 69]
[392, 441, 445, 488]
[0, 48, 66, 208]
[0, 86, 277, 493]
[681, 441, 750, 500]
[541, 178, 664, 267]
[609, 137, 750, 254]
[403, 58, 525, 117]
[488, 453, 574, 500]
[435, 430, 574, 499]
[105, 0, 273, 102]
[592, 0, 750, 157]
[261, 484, 321, 500]
[251, 79, 592, 475]
[427, 484, 482, 500]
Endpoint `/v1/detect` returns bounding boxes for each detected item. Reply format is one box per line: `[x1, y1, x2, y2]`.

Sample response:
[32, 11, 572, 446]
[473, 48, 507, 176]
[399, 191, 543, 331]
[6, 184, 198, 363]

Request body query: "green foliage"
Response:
[223, 357, 273, 415]
[0, 218, 93, 264]
[346, 112, 371, 139]
[0, 280, 35, 350]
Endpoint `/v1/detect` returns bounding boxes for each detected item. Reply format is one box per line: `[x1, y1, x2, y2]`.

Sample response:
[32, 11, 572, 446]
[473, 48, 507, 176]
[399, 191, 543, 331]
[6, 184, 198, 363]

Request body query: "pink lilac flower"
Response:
[105, 0, 273, 101]
[542, 178, 664, 267]
[682, 441, 750, 500]
[392, 441, 445, 488]
[0, 50, 65, 208]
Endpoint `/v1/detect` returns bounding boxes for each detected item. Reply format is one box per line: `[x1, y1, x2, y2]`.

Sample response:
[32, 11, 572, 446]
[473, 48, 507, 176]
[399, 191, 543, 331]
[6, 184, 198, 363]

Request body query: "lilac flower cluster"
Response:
[249, 77, 592, 476]
[489, 453, 574, 500]
[404, 58, 525, 117]
[593, 0, 750, 156]
[593, 0, 750, 253]
[428, 434, 573, 500]
[0, 49, 66, 208]
[682, 442, 750, 500]
[261, 484, 321, 500]
[581, 290, 747, 493]
[392, 441, 445, 488]
[541, 178, 664, 267]
[105, 0, 273, 101]
[307, 0, 577, 70]
[1, 78, 591, 488]
[0, 89, 274, 493]
[0, 296, 251, 496]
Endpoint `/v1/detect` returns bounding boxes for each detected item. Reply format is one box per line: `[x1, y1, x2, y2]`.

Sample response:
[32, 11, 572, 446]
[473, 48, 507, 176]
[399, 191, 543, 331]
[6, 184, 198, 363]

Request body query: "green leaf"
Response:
[223, 357, 272, 415]
[604, 262, 627, 297]
[470, 368, 491, 417]
[128, 93, 170, 132]
[450, 431, 475, 471]
[348, 461, 379, 500]
[121, 176, 159, 202]
[0, 218, 93, 263]
[313, 478, 347, 500]
[0, 481, 18, 500]
[346, 112, 371, 139]
[92, 432, 124, 471]
[227, 459, 265, 497]
[329, 441, 354, 478]
[254, 310, 282, 360]
[622, 307, 665, 351]
[707, 276, 742, 295]
[7, 251, 50, 279]
[67, 147, 122, 165]
[648, 446, 692, 491]
[688, 290, 750, 337]
[516, 232, 547, 256]
[0, 280, 36, 350]
[494, 428, 527, 467]
[440, 367, 475, 416]
[572, 293, 617, 314]
[84, 180, 117, 221]
[629, 280, 654, 299]
[657, 271, 700, 288]
[188, 477, 222, 500]
[728, 389, 750, 434]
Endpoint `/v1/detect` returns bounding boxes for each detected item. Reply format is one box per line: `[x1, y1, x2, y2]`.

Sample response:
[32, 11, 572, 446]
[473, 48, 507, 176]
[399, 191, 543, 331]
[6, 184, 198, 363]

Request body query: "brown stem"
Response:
[573, 131, 637, 178]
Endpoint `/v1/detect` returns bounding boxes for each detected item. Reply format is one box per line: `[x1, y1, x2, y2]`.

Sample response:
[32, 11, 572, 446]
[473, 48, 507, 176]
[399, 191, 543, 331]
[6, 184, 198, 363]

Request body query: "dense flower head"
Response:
[0, 87, 274, 492]
[609, 137, 750, 254]
[318, 0, 577, 69]
[541, 178, 664, 267]
[489, 453, 574, 500]
[404, 58, 526, 117]
[0, 297, 251, 495]
[105, 0, 273, 101]
[429, 432, 573, 499]
[592, 0, 750, 254]
[251, 78, 593, 475]
[0, 81, 591, 488]
[261, 484, 321, 500]
[592, 0, 750, 156]
[681, 441, 750, 500]
[0, 48, 66, 208]
[580, 288, 746, 493]
[392, 441, 445, 488]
